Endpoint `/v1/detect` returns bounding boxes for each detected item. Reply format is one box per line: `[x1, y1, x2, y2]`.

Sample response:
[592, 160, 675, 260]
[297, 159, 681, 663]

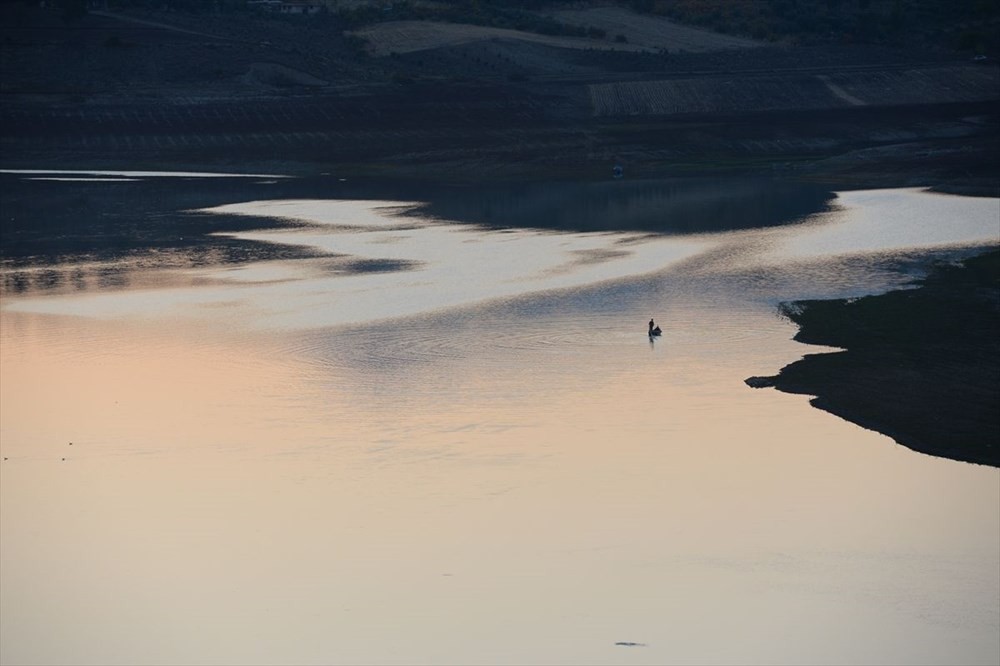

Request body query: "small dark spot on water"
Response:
[615, 641, 646, 647]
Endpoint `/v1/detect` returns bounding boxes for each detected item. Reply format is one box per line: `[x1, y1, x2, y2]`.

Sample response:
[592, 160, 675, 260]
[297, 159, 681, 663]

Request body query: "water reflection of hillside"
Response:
[0, 173, 834, 299]
[410, 178, 835, 234]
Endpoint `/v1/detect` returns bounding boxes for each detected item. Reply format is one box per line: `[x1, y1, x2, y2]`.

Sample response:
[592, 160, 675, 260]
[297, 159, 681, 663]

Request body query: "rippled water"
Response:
[1, 175, 998, 665]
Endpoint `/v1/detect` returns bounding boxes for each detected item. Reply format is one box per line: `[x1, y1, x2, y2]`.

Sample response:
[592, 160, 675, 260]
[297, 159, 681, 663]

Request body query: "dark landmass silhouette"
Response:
[748, 250, 1000, 468]
[1, 4, 997, 194]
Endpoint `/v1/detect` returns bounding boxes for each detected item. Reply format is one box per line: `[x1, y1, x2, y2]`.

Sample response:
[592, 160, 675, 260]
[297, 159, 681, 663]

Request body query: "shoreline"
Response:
[1, 147, 996, 198]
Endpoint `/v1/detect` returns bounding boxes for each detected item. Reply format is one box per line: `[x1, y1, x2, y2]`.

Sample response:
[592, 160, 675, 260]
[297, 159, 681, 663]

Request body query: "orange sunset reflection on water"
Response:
[2, 186, 999, 665]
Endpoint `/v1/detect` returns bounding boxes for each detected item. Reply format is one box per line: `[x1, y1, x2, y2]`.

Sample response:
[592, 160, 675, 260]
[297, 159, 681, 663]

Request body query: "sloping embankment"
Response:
[590, 65, 1000, 116]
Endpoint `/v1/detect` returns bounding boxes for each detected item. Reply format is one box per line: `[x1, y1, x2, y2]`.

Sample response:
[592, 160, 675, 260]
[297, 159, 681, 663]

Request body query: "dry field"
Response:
[353, 7, 763, 58]
[589, 65, 1000, 116]
[547, 6, 763, 53]
[353, 19, 666, 57]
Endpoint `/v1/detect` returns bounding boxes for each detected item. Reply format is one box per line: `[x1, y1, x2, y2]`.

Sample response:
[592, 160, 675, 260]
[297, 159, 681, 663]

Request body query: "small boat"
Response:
[649, 326, 662, 337]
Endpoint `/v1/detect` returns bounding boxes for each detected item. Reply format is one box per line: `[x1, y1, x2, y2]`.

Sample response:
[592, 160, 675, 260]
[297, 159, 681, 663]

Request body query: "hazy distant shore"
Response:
[2, 131, 996, 199]
[748, 250, 1000, 468]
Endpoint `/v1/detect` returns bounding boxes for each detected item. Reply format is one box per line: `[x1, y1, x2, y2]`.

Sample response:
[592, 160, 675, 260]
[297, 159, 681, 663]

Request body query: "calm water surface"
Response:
[1, 174, 998, 665]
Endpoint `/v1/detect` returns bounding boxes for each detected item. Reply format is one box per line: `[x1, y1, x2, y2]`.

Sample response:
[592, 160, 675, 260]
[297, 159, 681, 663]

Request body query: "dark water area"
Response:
[401, 177, 835, 234]
[0, 173, 325, 267]
[0, 171, 834, 298]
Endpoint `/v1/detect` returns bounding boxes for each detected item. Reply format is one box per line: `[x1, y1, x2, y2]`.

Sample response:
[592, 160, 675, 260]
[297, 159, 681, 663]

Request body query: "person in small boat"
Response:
[648, 319, 662, 336]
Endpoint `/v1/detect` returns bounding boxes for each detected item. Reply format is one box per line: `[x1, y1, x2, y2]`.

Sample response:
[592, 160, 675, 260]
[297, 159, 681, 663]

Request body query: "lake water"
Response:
[1, 173, 998, 665]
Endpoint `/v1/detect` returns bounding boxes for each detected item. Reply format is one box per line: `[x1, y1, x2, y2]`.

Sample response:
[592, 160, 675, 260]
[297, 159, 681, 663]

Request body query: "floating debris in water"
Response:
[615, 641, 646, 647]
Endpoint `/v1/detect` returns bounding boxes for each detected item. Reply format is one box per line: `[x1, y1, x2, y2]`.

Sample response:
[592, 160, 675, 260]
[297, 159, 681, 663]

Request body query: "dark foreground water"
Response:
[1, 171, 998, 665]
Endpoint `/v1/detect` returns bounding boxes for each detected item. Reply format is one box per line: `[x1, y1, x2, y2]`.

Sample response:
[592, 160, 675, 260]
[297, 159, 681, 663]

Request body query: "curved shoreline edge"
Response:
[747, 249, 1000, 468]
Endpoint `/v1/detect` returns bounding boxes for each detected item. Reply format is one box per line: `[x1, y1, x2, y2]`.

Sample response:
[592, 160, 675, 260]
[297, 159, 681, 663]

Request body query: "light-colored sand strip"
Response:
[0, 169, 288, 178]
[351, 20, 655, 56]
[818, 75, 867, 106]
[91, 10, 233, 41]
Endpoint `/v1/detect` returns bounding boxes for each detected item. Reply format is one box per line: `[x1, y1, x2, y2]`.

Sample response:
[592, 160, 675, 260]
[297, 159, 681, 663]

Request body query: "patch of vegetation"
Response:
[103, 34, 133, 48]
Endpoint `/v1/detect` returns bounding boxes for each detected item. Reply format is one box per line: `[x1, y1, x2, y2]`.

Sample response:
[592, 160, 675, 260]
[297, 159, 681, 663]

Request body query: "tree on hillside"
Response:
[56, 0, 86, 22]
